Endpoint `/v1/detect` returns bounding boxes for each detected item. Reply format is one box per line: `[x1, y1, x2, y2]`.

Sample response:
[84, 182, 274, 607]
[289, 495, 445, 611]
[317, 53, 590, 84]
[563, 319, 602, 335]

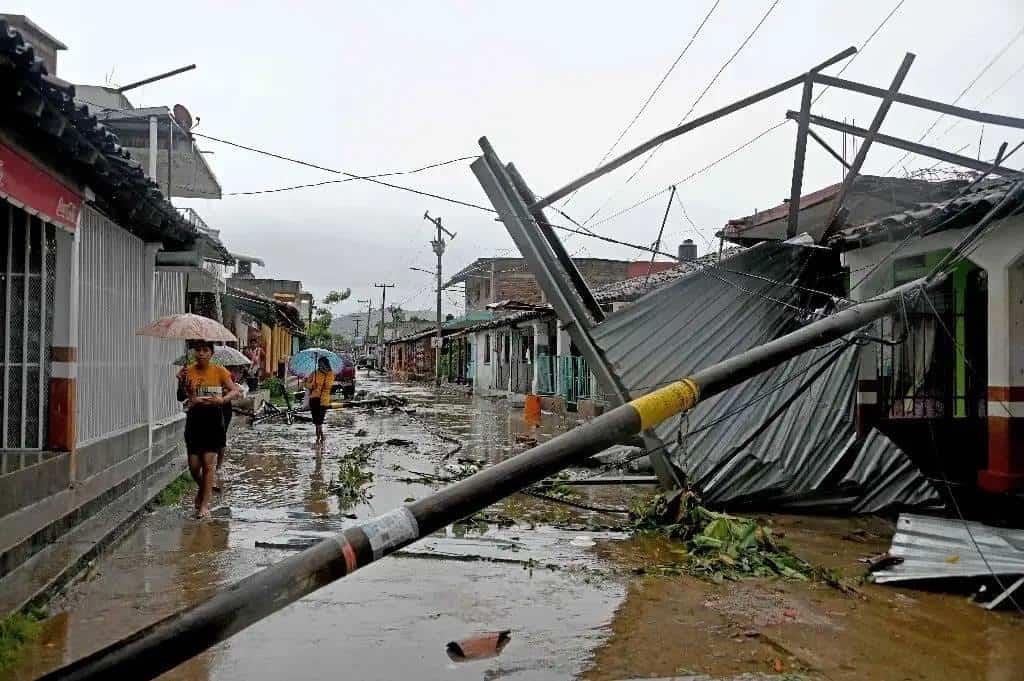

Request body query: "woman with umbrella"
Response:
[138, 314, 241, 518]
[177, 340, 241, 518]
[305, 356, 334, 443]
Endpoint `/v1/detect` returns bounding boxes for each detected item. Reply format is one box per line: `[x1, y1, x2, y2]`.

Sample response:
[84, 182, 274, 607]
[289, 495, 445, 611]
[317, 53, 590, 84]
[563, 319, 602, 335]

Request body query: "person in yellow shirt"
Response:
[178, 341, 240, 518]
[304, 356, 334, 443]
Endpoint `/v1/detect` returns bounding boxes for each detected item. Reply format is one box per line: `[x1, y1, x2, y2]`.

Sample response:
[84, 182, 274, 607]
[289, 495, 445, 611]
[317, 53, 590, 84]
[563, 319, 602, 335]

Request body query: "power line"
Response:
[885, 24, 1024, 174]
[579, 0, 906, 234]
[580, 0, 784, 227]
[561, 0, 723, 209]
[935, 59, 1024, 143]
[224, 156, 478, 195]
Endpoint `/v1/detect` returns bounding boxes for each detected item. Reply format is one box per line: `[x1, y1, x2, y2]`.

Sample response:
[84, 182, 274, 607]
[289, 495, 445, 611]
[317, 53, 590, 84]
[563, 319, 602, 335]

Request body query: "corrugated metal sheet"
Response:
[591, 241, 940, 512]
[873, 513, 1024, 583]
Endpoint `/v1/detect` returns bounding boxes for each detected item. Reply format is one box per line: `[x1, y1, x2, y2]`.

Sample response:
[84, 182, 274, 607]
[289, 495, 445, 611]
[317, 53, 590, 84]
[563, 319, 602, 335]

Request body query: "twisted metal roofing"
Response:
[591, 242, 940, 512]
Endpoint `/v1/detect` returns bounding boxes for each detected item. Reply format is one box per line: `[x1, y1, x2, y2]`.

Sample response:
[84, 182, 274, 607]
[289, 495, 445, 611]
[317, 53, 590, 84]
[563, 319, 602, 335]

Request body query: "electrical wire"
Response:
[581, 0, 905, 234]
[936, 60, 1024, 143]
[561, 0, 723, 209]
[581, 0, 784, 227]
[885, 24, 1024, 175]
[673, 191, 714, 250]
[224, 156, 478, 195]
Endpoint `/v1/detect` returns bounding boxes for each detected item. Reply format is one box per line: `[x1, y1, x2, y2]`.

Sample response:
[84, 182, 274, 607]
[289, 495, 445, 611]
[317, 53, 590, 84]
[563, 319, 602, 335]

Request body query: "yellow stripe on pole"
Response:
[629, 379, 700, 431]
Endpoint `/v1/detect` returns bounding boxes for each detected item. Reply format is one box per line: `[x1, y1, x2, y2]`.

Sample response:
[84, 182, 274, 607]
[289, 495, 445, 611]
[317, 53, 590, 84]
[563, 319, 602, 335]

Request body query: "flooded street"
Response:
[11, 374, 631, 681]
[9, 374, 1024, 681]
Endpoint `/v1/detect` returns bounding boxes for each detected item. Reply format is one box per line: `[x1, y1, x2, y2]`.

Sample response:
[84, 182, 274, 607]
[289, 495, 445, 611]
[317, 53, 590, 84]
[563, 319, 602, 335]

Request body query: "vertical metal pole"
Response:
[21, 213, 30, 448]
[821, 53, 915, 241]
[167, 117, 173, 199]
[645, 185, 676, 286]
[3, 205, 11, 449]
[787, 76, 814, 238]
[38, 221, 47, 448]
[148, 116, 158, 180]
[435, 221, 443, 387]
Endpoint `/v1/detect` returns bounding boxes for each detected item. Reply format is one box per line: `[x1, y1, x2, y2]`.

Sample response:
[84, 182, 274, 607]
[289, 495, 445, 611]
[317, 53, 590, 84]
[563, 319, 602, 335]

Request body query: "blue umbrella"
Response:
[289, 348, 343, 378]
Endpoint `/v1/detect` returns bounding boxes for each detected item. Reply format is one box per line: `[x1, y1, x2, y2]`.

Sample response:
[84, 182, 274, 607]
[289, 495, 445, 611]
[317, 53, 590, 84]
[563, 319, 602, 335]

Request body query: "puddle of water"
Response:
[13, 372, 1021, 681]
[12, 372, 627, 681]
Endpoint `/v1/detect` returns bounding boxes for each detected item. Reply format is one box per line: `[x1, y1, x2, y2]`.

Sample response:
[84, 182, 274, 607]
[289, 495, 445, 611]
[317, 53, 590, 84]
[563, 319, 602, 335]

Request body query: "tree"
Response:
[305, 288, 351, 347]
[387, 304, 405, 325]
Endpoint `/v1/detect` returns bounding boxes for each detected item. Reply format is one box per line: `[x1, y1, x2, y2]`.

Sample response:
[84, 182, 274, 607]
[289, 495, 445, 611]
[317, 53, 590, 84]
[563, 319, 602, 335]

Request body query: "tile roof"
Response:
[835, 176, 1024, 250]
[0, 19, 204, 250]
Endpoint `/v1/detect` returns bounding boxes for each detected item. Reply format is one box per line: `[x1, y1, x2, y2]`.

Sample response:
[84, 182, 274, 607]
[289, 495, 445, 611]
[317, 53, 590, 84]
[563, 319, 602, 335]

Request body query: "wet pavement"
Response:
[9, 373, 1024, 680]
[11, 373, 632, 681]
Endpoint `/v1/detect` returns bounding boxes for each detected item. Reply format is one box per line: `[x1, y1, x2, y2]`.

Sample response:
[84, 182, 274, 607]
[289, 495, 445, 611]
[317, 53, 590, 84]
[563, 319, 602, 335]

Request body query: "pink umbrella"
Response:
[135, 313, 237, 342]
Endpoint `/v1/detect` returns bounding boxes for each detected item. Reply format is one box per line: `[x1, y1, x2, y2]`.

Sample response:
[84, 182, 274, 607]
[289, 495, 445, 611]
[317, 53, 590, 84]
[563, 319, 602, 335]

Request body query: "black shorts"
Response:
[185, 406, 227, 456]
[310, 397, 327, 426]
[222, 404, 233, 431]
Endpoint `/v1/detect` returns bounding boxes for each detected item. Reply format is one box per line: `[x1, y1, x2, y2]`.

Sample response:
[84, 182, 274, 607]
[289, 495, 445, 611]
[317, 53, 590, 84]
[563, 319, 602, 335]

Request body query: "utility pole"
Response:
[424, 211, 456, 387]
[373, 284, 395, 370]
[357, 298, 372, 360]
[354, 318, 362, 344]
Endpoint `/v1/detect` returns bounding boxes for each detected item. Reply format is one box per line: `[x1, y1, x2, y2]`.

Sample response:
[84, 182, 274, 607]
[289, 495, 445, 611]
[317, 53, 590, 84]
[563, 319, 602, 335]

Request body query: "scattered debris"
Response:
[630, 490, 814, 583]
[385, 438, 414, 447]
[514, 433, 538, 446]
[445, 630, 511, 662]
[871, 514, 1024, 610]
[354, 428, 369, 437]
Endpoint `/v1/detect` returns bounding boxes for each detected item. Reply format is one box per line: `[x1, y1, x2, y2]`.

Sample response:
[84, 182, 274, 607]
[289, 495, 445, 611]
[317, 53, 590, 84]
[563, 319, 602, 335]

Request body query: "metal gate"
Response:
[0, 202, 55, 450]
[77, 206, 150, 445]
[509, 330, 533, 394]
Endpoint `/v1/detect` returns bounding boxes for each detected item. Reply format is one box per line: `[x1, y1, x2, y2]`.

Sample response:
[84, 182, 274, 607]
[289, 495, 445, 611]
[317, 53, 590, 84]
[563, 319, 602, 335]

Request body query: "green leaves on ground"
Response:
[630, 490, 812, 583]
[156, 473, 197, 507]
[0, 608, 45, 671]
[328, 443, 376, 510]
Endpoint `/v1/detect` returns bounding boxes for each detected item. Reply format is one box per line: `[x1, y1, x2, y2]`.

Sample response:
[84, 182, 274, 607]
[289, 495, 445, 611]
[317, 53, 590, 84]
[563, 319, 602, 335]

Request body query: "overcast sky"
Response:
[18, 1, 1024, 315]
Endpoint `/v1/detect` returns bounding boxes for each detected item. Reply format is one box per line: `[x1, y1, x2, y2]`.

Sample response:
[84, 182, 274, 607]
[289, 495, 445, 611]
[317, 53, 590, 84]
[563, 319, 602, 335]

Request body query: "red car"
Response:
[335, 354, 356, 399]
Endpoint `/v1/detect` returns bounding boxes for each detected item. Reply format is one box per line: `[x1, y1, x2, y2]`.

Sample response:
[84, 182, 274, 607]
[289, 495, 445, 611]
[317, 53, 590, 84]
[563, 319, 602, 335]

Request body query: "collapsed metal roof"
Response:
[591, 242, 941, 512]
[873, 513, 1024, 584]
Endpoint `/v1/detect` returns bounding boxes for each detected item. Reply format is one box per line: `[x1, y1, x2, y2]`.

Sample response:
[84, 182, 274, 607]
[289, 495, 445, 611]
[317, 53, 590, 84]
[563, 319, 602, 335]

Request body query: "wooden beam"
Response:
[787, 76, 815, 238]
[820, 53, 915, 242]
[791, 112, 1021, 177]
[531, 46, 858, 211]
[807, 128, 851, 170]
[812, 73, 1024, 130]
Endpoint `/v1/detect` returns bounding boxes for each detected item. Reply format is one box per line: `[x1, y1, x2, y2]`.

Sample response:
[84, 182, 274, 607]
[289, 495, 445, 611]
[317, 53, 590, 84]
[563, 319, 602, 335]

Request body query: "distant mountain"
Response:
[330, 309, 435, 337]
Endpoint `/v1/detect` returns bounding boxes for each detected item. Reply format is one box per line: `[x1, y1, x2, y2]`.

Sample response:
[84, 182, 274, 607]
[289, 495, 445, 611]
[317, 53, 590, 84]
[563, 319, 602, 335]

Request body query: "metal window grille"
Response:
[878, 286, 955, 419]
[151, 272, 186, 422]
[77, 207, 149, 444]
[535, 354, 556, 395]
[0, 201, 55, 450]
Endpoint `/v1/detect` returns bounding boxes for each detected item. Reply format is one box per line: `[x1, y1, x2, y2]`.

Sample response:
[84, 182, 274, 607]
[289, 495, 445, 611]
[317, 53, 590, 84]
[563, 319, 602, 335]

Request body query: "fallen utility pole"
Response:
[41, 272, 945, 681]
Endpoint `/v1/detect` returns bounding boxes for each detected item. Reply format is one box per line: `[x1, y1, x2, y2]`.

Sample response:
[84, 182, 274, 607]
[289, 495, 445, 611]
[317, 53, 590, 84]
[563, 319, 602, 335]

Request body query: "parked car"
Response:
[335, 354, 356, 399]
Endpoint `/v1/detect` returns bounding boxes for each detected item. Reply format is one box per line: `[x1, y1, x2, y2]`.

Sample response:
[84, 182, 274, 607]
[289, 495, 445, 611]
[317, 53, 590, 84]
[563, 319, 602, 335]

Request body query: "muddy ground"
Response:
[9, 373, 1023, 681]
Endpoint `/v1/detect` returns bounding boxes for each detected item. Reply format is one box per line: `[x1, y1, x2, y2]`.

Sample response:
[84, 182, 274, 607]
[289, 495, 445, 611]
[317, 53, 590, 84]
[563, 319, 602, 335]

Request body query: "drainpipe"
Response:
[148, 116, 158, 180]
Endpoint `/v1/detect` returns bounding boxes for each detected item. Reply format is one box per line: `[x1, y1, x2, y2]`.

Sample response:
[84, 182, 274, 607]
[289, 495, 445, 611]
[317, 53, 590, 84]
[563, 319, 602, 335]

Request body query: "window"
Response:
[0, 203, 56, 449]
[483, 334, 491, 364]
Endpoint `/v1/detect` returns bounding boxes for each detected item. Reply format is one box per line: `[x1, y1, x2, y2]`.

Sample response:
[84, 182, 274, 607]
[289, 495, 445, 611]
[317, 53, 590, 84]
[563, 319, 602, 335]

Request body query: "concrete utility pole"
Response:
[373, 284, 395, 369]
[423, 211, 456, 387]
[357, 298, 372, 360]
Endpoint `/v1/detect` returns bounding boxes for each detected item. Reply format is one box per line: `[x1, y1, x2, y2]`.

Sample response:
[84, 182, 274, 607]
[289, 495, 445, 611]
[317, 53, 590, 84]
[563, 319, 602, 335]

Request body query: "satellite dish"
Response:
[172, 104, 193, 131]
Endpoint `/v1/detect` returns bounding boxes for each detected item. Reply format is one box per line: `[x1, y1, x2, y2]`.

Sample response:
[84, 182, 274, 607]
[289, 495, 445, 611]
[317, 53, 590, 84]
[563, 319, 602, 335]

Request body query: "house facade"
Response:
[445, 256, 677, 312]
[0, 18, 217, 612]
[835, 180, 1024, 494]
